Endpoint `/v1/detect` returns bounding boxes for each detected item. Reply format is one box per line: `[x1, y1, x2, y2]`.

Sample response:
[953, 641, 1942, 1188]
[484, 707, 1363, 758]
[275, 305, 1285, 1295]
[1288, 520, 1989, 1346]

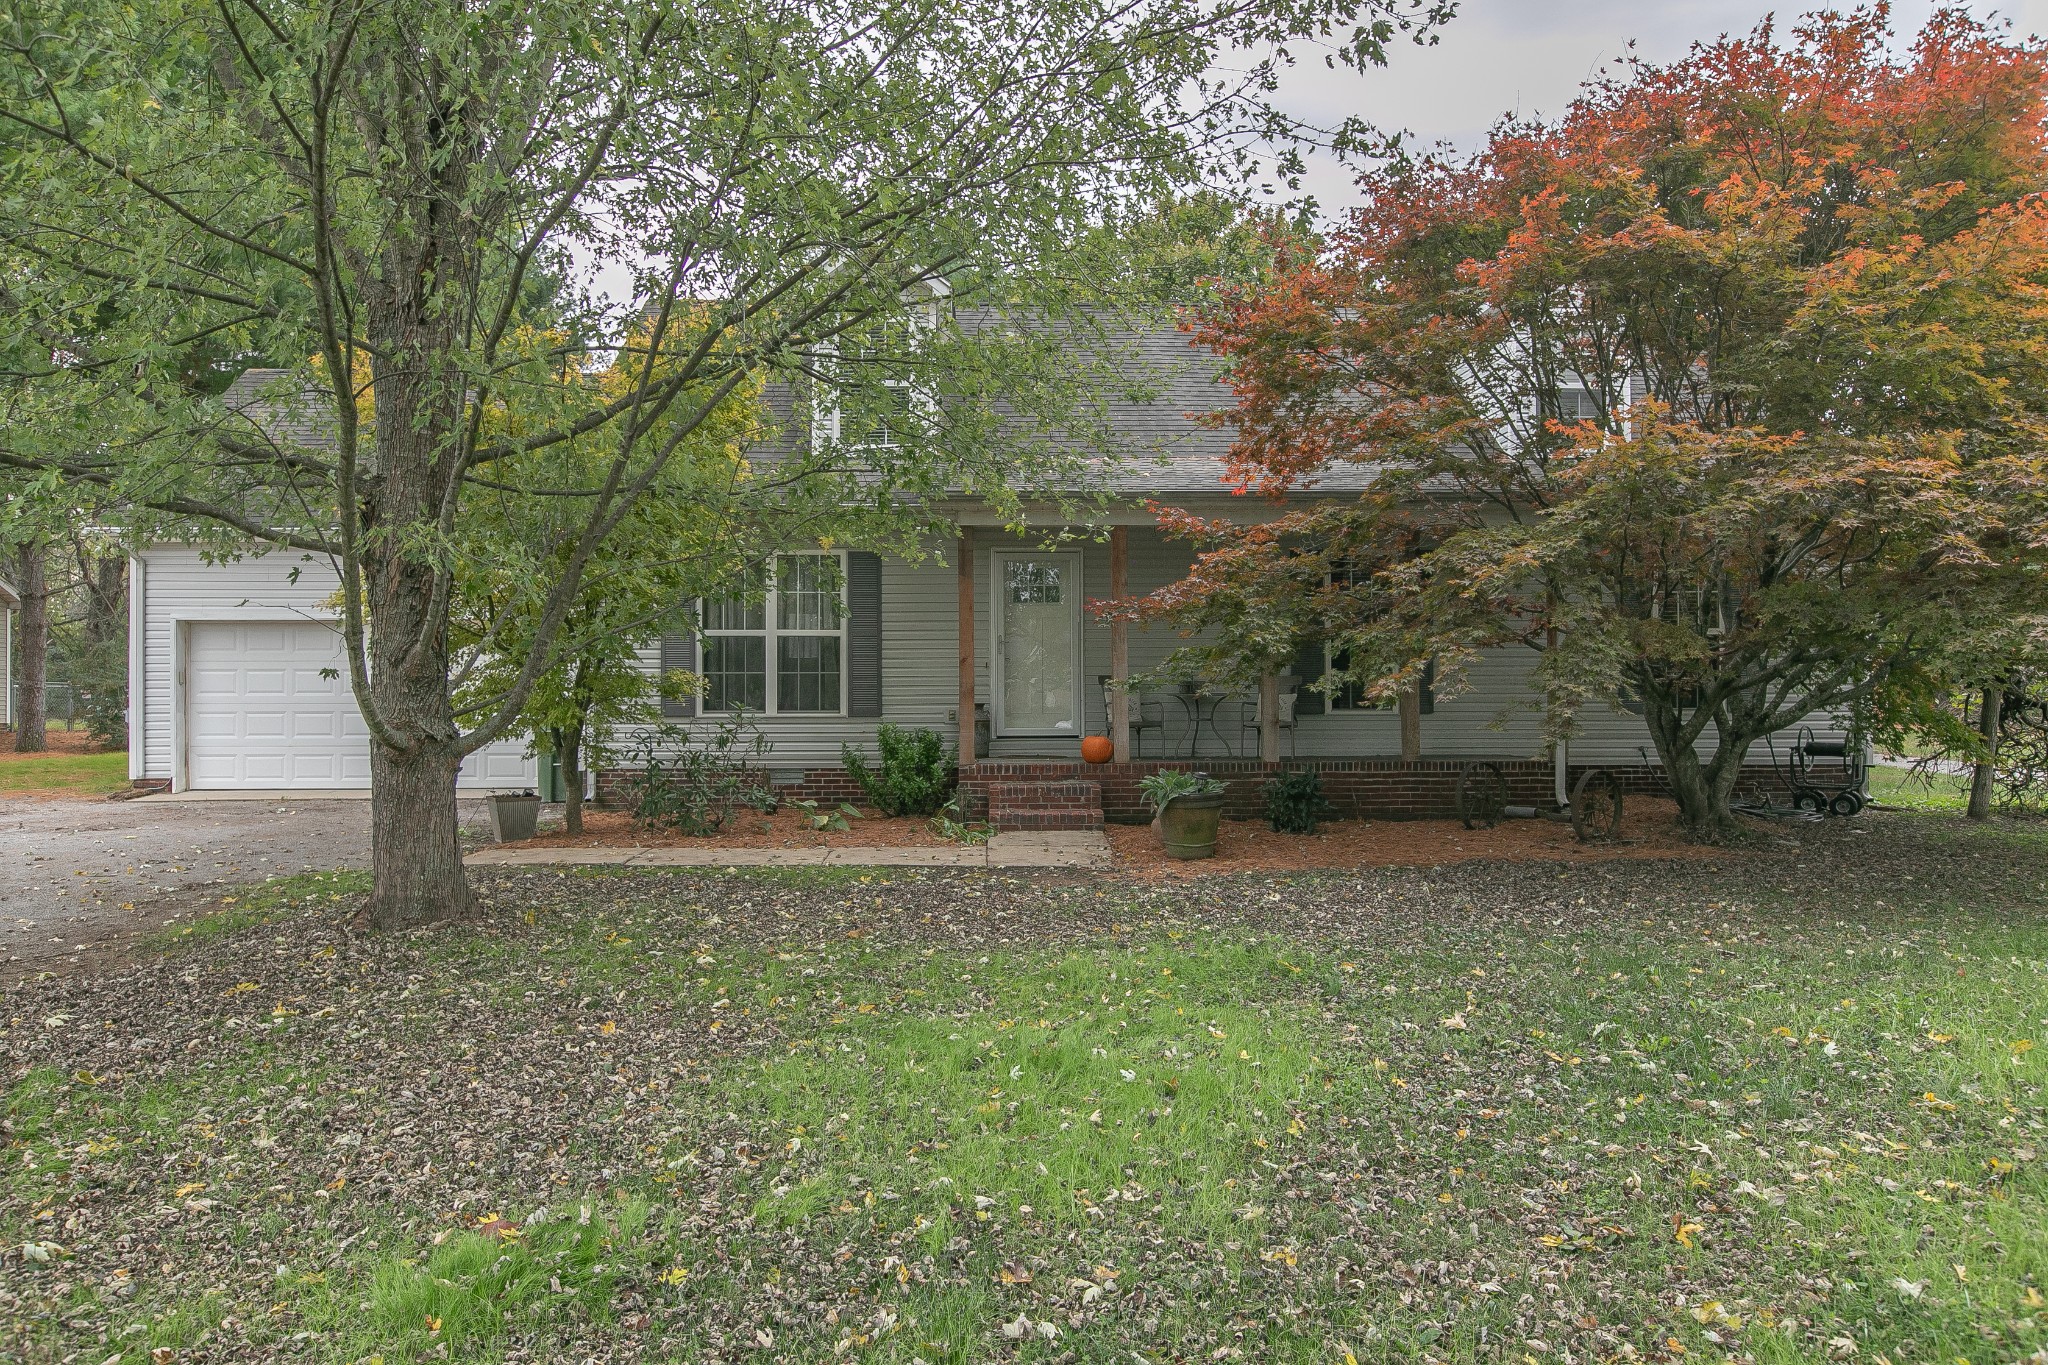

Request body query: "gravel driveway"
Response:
[0, 796, 491, 974]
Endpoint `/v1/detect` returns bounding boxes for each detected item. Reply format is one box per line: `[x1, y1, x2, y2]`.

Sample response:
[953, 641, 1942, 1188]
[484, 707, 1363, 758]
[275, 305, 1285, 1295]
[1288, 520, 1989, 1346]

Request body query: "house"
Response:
[612, 327, 1827, 829]
[0, 575, 16, 730]
[141, 333, 1832, 814]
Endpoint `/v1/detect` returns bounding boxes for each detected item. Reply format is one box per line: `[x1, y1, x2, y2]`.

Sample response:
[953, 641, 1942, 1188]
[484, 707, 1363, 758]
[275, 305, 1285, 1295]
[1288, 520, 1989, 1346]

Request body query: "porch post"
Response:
[1398, 685, 1422, 763]
[1259, 670, 1280, 763]
[957, 529, 976, 765]
[1109, 526, 1130, 763]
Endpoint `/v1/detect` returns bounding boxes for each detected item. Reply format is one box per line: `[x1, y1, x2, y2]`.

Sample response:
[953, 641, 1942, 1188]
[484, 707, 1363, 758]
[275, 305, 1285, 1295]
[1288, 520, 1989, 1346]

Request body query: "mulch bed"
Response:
[0, 727, 109, 761]
[505, 804, 949, 850]
[1107, 797, 1719, 877]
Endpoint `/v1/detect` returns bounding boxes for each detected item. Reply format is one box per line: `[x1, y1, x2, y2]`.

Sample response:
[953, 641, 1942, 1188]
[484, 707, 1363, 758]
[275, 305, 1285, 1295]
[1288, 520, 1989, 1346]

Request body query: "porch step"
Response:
[987, 779, 1104, 832]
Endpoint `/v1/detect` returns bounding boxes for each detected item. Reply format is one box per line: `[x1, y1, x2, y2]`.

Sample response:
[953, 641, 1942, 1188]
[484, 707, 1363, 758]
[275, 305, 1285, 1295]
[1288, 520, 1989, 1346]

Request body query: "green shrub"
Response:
[83, 685, 128, 750]
[841, 723, 956, 817]
[1262, 767, 1334, 834]
[627, 713, 775, 835]
[1137, 768, 1226, 813]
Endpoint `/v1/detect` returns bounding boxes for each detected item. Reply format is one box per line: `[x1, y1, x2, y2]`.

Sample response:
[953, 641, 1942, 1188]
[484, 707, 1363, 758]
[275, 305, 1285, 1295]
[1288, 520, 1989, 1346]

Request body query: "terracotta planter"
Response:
[486, 792, 542, 843]
[1157, 791, 1225, 859]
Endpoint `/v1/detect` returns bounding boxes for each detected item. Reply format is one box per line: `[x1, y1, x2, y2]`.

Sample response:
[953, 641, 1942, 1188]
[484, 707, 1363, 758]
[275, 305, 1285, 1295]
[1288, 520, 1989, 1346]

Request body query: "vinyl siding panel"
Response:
[622, 526, 1857, 772]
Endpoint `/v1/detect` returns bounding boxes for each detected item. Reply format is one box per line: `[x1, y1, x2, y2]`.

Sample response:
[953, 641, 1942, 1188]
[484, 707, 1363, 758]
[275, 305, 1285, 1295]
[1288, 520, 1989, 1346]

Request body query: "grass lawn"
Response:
[1868, 764, 1971, 814]
[2, 816, 2044, 1363]
[0, 746, 130, 798]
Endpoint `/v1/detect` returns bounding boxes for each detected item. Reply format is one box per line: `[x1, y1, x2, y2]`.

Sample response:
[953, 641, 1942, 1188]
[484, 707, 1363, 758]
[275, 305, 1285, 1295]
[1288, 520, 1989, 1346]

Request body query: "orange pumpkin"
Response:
[1080, 735, 1114, 764]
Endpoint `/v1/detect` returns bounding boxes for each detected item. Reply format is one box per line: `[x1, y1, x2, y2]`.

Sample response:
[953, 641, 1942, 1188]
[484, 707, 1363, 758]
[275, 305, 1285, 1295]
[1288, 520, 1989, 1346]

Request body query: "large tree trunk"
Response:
[356, 362, 479, 930]
[367, 727, 472, 930]
[12, 539, 49, 753]
[1644, 693, 1751, 842]
[1967, 685, 2003, 821]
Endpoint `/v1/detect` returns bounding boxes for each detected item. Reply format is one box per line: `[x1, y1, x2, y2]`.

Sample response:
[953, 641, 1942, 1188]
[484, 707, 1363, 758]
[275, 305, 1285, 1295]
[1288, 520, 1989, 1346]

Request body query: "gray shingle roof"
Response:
[217, 369, 345, 457]
[217, 322, 1379, 500]
[1070, 323, 1377, 495]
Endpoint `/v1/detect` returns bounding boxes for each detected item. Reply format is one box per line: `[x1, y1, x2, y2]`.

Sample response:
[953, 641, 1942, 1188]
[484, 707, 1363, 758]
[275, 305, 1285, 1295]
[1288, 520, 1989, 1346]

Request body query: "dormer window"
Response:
[815, 283, 945, 452]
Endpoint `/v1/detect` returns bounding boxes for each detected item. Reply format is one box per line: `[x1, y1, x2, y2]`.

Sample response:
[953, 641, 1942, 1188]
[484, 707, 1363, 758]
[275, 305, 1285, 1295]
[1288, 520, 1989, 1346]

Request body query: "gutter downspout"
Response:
[128, 554, 146, 782]
[1546, 621, 1568, 809]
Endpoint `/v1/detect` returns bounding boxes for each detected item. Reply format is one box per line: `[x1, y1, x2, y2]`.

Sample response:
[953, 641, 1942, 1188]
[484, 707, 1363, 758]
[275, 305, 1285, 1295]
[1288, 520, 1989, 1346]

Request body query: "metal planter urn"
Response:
[487, 791, 542, 843]
[1157, 792, 1225, 859]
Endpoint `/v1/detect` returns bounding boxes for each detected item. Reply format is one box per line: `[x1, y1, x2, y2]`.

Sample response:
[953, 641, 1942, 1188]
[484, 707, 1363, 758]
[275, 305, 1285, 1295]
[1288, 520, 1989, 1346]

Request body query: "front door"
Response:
[993, 551, 1081, 738]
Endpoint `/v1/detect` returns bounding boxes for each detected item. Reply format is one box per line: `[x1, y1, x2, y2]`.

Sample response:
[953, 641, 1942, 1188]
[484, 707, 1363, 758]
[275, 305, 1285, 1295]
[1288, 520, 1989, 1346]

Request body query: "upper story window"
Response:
[816, 284, 946, 453]
[700, 552, 847, 715]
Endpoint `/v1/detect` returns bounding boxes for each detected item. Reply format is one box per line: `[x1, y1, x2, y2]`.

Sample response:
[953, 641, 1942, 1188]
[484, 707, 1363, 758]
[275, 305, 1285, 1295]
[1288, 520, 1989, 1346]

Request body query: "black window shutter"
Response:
[846, 552, 883, 717]
[1289, 636, 1325, 715]
[1419, 657, 1436, 715]
[659, 608, 698, 719]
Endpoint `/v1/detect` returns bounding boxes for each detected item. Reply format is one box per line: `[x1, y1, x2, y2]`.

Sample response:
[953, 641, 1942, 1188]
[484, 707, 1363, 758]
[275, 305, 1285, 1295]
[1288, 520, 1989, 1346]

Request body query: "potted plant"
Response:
[486, 789, 543, 842]
[1138, 769, 1228, 859]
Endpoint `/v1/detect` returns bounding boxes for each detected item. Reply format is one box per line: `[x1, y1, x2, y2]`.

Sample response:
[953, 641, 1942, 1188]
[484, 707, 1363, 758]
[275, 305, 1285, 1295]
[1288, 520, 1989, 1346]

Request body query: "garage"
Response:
[185, 622, 369, 789]
[180, 619, 532, 791]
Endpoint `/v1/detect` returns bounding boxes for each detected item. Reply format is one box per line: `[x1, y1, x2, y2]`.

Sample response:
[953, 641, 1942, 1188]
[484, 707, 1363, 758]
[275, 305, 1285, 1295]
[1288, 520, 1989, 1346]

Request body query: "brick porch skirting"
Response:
[959, 758, 1800, 825]
[594, 758, 1801, 825]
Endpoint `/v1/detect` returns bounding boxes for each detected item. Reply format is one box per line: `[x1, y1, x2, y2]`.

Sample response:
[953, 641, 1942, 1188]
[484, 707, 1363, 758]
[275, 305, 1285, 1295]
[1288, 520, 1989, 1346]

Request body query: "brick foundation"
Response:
[961, 758, 1800, 825]
[593, 766, 871, 809]
[592, 757, 1804, 828]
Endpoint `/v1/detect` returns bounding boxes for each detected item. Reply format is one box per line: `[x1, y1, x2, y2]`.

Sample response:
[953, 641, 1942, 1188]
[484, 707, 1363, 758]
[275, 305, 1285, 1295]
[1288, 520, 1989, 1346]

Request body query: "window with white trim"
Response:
[1323, 559, 1388, 711]
[700, 552, 847, 715]
[1553, 387, 1605, 422]
[816, 289, 943, 452]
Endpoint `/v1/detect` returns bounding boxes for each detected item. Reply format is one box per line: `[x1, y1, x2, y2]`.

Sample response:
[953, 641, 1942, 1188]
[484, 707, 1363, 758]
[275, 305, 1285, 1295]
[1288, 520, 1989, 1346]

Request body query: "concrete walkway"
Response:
[466, 830, 1110, 870]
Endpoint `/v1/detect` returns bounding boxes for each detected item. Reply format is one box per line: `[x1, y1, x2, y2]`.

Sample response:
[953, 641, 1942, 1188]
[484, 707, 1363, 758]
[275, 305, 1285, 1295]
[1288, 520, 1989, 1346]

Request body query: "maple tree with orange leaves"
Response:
[1127, 6, 2048, 839]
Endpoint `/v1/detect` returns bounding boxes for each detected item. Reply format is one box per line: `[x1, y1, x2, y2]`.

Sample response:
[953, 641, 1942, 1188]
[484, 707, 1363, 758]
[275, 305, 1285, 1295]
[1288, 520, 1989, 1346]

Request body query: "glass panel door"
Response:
[995, 552, 1080, 736]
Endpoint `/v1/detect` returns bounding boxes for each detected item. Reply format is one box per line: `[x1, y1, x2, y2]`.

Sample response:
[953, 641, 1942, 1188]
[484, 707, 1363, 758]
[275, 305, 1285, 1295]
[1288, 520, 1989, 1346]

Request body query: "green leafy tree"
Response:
[0, 0, 1447, 926]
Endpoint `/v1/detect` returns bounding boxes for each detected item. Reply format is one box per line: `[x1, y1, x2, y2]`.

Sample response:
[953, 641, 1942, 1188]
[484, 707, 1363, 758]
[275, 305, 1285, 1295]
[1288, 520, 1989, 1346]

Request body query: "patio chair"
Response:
[1097, 676, 1165, 758]
[1238, 683, 1300, 759]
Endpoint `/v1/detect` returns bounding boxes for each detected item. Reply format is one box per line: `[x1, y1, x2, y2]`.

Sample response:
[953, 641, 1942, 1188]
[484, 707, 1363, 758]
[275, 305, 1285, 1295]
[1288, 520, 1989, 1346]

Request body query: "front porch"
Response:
[954, 524, 1318, 770]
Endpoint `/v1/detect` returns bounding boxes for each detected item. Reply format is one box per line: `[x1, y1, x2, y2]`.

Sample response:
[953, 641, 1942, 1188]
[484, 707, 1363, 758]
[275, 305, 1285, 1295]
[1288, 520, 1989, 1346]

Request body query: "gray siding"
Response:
[625, 525, 1854, 771]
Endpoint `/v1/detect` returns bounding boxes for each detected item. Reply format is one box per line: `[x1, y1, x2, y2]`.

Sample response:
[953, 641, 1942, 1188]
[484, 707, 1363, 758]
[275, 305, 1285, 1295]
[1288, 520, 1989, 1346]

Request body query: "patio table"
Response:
[1169, 682, 1233, 759]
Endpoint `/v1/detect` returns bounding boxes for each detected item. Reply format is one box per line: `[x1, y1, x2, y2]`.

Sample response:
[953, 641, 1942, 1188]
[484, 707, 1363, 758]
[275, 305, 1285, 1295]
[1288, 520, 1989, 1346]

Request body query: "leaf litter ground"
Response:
[2, 814, 2044, 1364]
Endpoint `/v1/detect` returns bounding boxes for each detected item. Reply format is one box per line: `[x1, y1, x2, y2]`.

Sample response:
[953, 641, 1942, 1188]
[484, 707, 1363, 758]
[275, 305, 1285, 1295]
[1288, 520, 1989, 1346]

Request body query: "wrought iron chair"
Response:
[1097, 676, 1164, 758]
[1238, 681, 1301, 759]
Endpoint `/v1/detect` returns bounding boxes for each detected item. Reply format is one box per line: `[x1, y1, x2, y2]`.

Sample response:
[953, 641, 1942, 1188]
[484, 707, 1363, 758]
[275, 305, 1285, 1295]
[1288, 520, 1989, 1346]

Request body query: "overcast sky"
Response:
[1266, 0, 2048, 210]
[582, 3, 2046, 304]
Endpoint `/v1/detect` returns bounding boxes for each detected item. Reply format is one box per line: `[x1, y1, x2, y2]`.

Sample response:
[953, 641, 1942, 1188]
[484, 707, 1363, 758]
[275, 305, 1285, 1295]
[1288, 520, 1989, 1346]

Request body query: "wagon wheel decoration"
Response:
[1455, 761, 1510, 830]
[1571, 768, 1625, 843]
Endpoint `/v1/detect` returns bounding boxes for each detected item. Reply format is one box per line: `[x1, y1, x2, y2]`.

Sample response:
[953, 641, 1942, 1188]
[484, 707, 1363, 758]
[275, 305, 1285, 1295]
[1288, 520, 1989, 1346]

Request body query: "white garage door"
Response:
[184, 622, 533, 791]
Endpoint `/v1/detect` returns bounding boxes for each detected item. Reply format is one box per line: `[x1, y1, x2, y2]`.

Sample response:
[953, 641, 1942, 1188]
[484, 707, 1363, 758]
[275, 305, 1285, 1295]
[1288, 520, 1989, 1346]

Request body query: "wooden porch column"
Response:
[1258, 671, 1281, 763]
[1109, 526, 1130, 763]
[1398, 684, 1422, 763]
[957, 530, 976, 764]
